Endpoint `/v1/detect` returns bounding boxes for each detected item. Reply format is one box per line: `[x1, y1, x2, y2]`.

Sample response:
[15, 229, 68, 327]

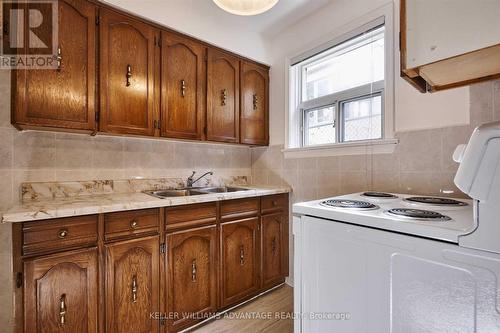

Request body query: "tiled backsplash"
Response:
[251, 80, 500, 203]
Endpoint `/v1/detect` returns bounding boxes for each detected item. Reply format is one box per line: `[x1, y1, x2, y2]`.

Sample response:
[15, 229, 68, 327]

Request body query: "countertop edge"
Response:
[1, 187, 291, 223]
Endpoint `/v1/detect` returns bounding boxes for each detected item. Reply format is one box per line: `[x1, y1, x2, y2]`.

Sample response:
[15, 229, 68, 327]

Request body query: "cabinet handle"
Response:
[181, 80, 186, 97]
[253, 94, 258, 110]
[59, 294, 67, 325]
[271, 237, 277, 254]
[240, 245, 245, 266]
[126, 64, 132, 87]
[58, 229, 68, 239]
[221, 89, 227, 106]
[130, 220, 138, 229]
[131, 275, 138, 303]
[56, 46, 62, 72]
[191, 259, 197, 282]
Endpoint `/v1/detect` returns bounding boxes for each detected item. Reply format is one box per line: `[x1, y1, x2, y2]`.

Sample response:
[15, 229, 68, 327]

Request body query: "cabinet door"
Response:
[161, 32, 205, 140]
[240, 61, 269, 145]
[166, 225, 217, 332]
[261, 213, 286, 288]
[105, 236, 160, 333]
[207, 49, 240, 143]
[13, 0, 97, 131]
[220, 217, 260, 307]
[24, 248, 98, 333]
[99, 9, 159, 136]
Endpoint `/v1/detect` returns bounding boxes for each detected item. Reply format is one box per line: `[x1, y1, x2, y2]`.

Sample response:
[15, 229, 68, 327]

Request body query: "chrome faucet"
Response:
[186, 171, 213, 188]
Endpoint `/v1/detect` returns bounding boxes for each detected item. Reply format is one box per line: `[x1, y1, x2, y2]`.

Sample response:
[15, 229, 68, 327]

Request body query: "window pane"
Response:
[304, 106, 335, 146]
[342, 95, 382, 142]
[303, 26, 384, 101]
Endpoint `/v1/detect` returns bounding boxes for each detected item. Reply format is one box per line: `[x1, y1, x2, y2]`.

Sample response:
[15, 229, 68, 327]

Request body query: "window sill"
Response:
[282, 138, 398, 159]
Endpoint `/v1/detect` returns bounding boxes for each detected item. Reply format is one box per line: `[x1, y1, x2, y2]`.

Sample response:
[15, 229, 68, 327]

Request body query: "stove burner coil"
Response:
[320, 199, 379, 210]
[386, 208, 451, 221]
[405, 197, 467, 206]
[361, 192, 398, 198]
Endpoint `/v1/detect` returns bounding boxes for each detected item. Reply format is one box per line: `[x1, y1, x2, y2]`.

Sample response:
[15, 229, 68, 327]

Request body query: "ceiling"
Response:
[103, 0, 332, 38]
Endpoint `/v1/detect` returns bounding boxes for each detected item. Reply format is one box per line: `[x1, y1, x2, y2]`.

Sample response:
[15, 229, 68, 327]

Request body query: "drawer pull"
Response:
[130, 220, 138, 229]
[191, 259, 197, 282]
[58, 229, 68, 239]
[240, 245, 245, 266]
[181, 79, 186, 97]
[131, 275, 138, 303]
[253, 93, 258, 110]
[126, 64, 132, 87]
[272, 200, 278, 206]
[56, 46, 62, 72]
[221, 89, 227, 106]
[59, 294, 67, 325]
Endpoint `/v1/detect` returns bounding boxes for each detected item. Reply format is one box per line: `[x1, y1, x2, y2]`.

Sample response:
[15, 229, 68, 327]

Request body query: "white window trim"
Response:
[283, 2, 396, 159]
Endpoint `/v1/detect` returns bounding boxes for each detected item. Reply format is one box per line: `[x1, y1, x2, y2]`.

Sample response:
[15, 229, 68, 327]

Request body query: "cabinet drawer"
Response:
[166, 203, 217, 232]
[105, 209, 159, 241]
[23, 215, 98, 256]
[220, 197, 260, 222]
[261, 194, 287, 214]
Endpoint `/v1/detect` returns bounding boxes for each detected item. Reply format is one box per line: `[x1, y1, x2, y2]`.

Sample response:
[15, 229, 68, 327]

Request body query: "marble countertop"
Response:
[1, 186, 291, 223]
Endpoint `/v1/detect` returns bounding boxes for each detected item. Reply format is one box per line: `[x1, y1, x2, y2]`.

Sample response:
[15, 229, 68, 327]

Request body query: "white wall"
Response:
[265, 0, 470, 145]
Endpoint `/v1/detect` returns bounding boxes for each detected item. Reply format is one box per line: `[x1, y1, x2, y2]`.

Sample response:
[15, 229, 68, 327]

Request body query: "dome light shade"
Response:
[213, 0, 279, 16]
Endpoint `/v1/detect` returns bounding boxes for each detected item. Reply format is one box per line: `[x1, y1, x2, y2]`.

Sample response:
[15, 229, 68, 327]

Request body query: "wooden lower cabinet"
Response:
[165, 225, 218, 332]
[105, 236, 160, 333]
[17, 195, 288, 332]
[220, 217, 260, 308]
[23, 247, 99, 333]
[261, 213, 287, 288]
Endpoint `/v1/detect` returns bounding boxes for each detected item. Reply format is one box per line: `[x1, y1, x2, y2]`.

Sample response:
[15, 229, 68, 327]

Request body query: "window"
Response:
[287, 13, 395, 154]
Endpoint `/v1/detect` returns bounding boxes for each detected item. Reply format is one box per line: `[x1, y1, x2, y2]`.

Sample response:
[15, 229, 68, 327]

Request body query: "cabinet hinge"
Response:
[160, 243, 166, 254]
[154, 120, 161, 130]
[160, 318, 166, 326]
[16, 272, 22, 288]
[95, 111, 100, 122]
[158, 36, 162, 47]
[95, 15, 100, 26]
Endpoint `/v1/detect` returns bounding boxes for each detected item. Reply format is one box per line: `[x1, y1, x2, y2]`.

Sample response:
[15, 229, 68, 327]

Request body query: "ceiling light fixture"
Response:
[213, 0, 279, 16]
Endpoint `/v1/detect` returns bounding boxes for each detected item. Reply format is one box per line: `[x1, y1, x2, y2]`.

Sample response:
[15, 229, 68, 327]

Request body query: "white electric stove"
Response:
[293, 121, 500, 333]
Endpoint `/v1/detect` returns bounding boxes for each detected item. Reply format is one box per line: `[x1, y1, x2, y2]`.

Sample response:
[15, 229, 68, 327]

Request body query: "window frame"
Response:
[284, 3, 396, 158]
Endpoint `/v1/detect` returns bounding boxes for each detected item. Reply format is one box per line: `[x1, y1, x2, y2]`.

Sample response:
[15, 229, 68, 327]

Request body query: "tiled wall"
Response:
[252, 80, 500, 204]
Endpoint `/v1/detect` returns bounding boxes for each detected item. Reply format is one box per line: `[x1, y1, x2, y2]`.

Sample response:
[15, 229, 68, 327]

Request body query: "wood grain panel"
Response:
[161, 31, 205, 140]
[99, 8, 159, 136]
[220, 217, 260, 307]
[22, 215, 98, 256]
[261, 213, 286, 288]
[23, 247, 98, 333]
[165, 203, 217, 232]
[104, 208, 159, 241]
[261, 194, 287, 214]
[240, 61, 269, 145]
[220, 197, 259, 222]
[207, 49, 240, 143]
[13, 0, 97, 131]
[105, 236, 160, 333]
[166, 225, 218, 332]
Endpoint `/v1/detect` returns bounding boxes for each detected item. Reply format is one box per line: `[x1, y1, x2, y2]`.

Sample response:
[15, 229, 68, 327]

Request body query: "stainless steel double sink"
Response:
[144, 186, 250, 199]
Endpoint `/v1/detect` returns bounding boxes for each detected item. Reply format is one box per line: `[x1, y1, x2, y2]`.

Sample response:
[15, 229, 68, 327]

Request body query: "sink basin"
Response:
[144, 189, 205, 199]
[143, 186, 250, 198]
[197, 186, 250, 193]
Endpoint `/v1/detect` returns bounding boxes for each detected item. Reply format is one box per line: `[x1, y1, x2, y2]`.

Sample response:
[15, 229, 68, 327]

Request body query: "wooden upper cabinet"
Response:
[240, 61, 269, 145]
[99, 9, 159, 136]
[166, 225, 218, 332]
[220, 217, 260, 307]
[23, 248, 98, 333]
[105, 236, 160, 333]
[207, 49, 240, 143]
[401, 0, 500, 92]
[161, 31, 206, 140]
[12, 0, 97, 131]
